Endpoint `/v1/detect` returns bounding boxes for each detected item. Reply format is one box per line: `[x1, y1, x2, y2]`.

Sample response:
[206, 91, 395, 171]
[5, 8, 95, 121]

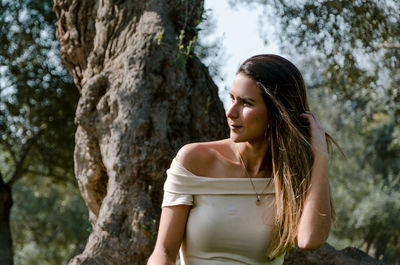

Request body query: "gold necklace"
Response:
[236, 145, 270, 206]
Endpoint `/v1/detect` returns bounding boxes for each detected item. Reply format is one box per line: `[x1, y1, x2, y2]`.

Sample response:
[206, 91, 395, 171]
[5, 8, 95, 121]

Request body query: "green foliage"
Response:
[172, 0, 205, 65]
[350, 178, 400, 261]
[257, 1, 400, 263]
[307, 78, 400, 264]
[0, 0, 79, 183]
[176, 28, 197, 64]
[0, 0, 90, 263]
[273, 0, 400, 128]
[11, 177, 90, 265]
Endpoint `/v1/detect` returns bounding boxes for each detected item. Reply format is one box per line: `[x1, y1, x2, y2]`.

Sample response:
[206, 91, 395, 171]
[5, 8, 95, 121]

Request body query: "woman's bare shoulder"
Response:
[175, 139, 232, 176]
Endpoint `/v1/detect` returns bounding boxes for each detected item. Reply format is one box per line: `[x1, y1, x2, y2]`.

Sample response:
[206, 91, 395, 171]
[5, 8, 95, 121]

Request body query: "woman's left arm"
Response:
[297, 111, 332, 250]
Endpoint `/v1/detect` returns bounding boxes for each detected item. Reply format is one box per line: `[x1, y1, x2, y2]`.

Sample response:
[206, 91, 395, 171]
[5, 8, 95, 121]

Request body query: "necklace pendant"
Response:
[256, 199, 261, 206]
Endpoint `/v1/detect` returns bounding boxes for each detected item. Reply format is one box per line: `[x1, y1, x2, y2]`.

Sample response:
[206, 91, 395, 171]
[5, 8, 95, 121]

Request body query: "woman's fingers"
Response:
[302, 111, 324, 131]
[300, 111, 328, 158]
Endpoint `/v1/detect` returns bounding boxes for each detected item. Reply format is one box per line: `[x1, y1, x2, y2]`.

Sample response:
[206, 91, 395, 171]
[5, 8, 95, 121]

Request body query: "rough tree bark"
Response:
[283, 243, 385, 265]
[53, 0, 227, 264]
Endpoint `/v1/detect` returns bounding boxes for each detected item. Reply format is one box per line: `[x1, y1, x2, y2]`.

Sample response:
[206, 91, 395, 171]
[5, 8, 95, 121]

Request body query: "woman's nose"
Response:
[226, 102, 238, 119]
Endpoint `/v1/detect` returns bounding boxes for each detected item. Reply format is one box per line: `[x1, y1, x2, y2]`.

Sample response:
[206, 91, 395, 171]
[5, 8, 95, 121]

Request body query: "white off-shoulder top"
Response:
[162, 158, 285, 265]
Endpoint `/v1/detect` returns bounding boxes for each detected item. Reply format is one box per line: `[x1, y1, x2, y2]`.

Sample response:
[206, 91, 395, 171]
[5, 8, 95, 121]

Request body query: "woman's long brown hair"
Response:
[238, 54, 337, 258]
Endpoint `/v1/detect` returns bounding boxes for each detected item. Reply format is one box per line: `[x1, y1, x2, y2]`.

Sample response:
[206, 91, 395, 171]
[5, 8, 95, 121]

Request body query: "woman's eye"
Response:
[229, 97, 252, 106]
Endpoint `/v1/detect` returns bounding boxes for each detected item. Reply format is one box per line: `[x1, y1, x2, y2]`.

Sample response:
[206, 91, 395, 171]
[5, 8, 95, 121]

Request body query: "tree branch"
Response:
[374, 42, 400, 49]
[6, 125, 47, 186]
[0, 137, 17, 164]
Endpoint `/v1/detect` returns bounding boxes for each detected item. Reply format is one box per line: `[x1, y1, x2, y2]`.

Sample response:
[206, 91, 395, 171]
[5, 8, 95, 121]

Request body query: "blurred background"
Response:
[0, 0, 399, 264]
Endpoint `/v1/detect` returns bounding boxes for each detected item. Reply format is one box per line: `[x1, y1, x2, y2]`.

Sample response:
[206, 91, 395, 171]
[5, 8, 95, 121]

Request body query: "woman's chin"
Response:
[230, 132, 267, 144]
[230, 133, 244, 143]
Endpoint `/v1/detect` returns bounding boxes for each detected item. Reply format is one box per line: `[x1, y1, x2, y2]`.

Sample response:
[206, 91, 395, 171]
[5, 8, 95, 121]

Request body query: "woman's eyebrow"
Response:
[230, 93, 256, 103]
[239, 96, 256, 102]
[229, 93, 256, 102]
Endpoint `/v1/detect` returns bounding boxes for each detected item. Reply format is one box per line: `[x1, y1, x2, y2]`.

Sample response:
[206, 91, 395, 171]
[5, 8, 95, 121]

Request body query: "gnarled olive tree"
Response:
[53, 0, 227, 264]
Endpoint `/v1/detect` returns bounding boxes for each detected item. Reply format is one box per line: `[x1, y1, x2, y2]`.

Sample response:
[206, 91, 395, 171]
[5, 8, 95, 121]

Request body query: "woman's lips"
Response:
[230, 125, 242, 130]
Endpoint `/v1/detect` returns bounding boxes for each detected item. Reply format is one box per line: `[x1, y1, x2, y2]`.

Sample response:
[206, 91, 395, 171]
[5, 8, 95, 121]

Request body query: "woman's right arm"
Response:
[147, 205, 191, 265]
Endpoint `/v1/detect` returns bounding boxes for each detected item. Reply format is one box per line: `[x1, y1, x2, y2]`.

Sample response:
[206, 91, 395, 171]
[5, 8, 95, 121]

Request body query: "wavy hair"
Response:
[238, 54, 336, 258]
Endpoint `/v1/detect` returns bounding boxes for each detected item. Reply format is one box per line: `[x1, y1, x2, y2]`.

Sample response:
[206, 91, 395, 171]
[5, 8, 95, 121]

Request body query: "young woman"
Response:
[148, 54, 335, 265]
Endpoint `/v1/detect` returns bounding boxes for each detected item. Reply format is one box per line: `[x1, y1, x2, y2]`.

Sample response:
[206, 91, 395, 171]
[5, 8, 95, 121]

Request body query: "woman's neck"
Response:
[234, 139, 270, 177]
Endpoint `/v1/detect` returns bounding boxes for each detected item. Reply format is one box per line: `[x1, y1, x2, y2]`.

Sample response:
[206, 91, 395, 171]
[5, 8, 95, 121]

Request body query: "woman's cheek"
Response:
[247, 110, 263, 122]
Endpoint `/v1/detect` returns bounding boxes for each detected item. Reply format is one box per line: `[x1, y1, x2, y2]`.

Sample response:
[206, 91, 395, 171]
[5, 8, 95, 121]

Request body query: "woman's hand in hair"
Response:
[300, 111, 328, 159]
[297, 111, 331, 250]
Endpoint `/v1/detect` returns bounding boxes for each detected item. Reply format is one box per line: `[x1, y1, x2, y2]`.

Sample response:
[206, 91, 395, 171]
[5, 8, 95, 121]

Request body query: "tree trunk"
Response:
[0, 176, 13, 265]
[53, 0, 228, 264]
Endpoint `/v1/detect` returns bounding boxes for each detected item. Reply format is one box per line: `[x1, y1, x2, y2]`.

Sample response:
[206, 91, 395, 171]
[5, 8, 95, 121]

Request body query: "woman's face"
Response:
[226, 73, 269, 143]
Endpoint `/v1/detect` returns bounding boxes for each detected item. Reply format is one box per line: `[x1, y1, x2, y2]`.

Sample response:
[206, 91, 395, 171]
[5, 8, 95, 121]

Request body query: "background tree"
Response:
[53, 0, 227, 264]
[0, 0, 89, 264]
[229, 0, 400, 263]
